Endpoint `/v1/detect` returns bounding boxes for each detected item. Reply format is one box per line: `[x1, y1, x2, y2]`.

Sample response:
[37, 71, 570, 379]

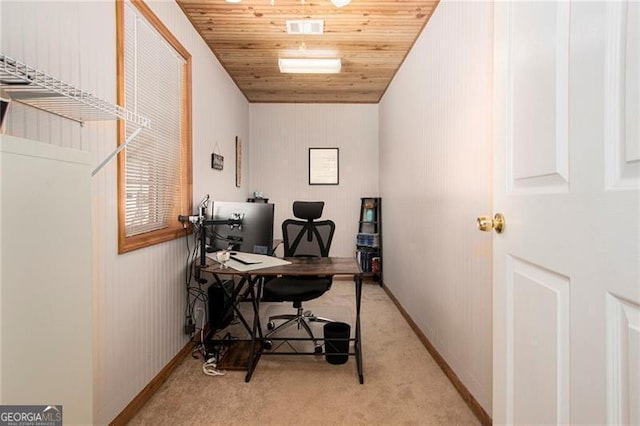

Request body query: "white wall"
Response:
[1, 1, 249, 424]
[249, 103, 378, 257]
[379, 0, 494, 413]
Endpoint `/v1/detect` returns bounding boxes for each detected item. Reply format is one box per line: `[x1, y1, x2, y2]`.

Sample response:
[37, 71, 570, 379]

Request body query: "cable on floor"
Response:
[202, 357, 226, 377]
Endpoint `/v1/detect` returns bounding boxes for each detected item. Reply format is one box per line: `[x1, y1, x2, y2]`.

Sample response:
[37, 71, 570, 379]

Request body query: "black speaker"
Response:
[208, 280, 234, 331]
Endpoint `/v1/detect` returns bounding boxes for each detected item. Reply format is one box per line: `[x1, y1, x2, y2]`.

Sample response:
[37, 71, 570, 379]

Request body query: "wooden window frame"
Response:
[116, 0, 192, 253]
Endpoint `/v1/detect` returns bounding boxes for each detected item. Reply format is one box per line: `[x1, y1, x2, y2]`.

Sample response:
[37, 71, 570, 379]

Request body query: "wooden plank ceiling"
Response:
[177, 0, 439, 103]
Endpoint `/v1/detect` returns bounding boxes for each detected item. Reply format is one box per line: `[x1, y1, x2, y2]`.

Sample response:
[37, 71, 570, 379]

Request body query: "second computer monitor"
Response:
[209, 201, 274, 254]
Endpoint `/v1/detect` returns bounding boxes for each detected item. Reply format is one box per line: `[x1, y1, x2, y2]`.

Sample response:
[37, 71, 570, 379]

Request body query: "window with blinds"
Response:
[117, 0, 192, 253]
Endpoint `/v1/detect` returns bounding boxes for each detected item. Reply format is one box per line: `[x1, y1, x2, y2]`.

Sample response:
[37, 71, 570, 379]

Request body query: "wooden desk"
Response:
[199, 256, 364, 383]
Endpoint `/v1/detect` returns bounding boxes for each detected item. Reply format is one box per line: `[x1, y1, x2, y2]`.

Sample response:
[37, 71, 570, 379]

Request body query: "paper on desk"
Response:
[206, 252, 291, 272]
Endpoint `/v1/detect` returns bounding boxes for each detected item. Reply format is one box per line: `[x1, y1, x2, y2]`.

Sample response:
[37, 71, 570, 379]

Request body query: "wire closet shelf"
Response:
[0, 53, 149, 127]
[0, 53, 150, 175]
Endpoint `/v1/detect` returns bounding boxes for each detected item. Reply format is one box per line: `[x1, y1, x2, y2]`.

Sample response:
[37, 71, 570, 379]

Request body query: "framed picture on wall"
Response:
[309, 147, 339, 185]
[235, 136, 242, 187]
[211, 153, 224, 170]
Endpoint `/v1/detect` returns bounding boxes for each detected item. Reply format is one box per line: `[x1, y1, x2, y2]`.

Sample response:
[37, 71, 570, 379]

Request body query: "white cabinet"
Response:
[0, 135, 93, 424]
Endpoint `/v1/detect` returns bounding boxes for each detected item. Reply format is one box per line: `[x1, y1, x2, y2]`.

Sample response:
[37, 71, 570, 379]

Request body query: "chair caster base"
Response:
[262, 340, 273, 350]
[314, 345, 323, 354]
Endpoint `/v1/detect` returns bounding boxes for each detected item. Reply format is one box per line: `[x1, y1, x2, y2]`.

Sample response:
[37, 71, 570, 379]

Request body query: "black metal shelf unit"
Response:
[356, 197, 382, 285]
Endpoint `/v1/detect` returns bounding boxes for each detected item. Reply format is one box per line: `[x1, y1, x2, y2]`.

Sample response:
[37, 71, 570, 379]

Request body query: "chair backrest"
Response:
[282, 201, 335, 258]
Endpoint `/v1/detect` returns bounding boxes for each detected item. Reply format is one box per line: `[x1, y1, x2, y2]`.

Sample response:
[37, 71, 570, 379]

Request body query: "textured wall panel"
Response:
[249, 103, 379, 258]
[379, 0, 493, 413]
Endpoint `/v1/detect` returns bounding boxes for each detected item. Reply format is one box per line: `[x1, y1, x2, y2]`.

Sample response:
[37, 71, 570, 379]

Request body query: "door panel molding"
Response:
[506, 256, 570, 424]
[507, 2, 570, 195]
[605, 0, 640, 190]
[606, 293, 640, 425]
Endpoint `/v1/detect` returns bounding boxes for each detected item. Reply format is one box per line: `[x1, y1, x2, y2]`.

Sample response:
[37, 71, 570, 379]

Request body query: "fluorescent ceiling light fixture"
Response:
[225, 0, 242, 3]
[281, 48, 339, 58]
[286, 19, 324, 35]
[278, 58, 341, 74]
[331, 0, 351, 7]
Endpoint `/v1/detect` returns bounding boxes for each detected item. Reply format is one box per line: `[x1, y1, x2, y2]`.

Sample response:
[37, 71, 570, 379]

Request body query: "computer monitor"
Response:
[208, 201, 274, 254]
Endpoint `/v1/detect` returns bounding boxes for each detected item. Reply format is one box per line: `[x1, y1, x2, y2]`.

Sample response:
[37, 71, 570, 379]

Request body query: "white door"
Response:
[491, 1, 640, 424]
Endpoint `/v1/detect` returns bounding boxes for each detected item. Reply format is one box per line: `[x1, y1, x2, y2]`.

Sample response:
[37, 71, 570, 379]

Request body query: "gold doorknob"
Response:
[477, 213, 505, 233]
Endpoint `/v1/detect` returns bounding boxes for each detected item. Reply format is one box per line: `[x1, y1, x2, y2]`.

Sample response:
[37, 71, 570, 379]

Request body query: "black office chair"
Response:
[263, 201, 335, 353]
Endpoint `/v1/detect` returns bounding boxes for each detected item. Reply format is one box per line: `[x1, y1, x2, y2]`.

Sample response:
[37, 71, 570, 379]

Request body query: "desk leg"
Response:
[245, 275, 263, 382]
[216, 275, 254, 334]
[355, 273, 364, 384]
[211, 273, 262, 382]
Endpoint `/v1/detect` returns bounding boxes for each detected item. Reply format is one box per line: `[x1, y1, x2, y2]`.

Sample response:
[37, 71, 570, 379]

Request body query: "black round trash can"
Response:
[323, 321, 351, 365]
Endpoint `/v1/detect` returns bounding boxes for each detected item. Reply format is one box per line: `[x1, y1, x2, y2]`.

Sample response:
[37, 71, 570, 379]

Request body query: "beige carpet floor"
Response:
[128, 280, 480, 425]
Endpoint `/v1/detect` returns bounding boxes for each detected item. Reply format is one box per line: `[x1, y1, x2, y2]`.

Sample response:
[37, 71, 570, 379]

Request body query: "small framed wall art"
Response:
[309, 147, 339, 185]
[211, 142, 223, 170]
[211, 153, 224, 170]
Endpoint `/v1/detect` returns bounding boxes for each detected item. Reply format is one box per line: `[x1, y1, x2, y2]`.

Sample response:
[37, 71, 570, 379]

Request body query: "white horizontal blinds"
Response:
[124, 2, 184, 237]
